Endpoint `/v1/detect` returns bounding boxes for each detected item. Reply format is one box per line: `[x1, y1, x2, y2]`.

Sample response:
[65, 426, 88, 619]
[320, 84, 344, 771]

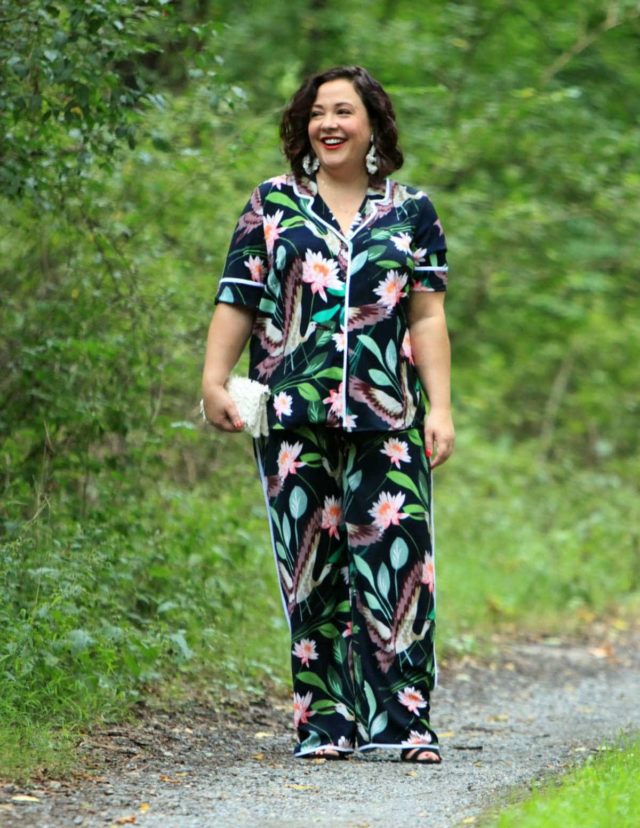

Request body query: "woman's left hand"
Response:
[424, 408, 455, 469]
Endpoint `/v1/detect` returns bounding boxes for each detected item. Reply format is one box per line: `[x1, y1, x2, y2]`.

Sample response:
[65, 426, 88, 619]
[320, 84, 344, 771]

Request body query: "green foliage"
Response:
[1, 0, 640, 781]
[483, 735, 640, 827]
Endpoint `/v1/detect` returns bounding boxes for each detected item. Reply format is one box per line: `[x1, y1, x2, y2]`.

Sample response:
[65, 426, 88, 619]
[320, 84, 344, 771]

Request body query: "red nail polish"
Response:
[426, 448, 432, 458]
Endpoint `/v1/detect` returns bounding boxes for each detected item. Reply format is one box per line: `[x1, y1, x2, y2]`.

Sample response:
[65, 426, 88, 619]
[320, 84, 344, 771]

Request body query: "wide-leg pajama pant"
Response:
[254, 425, 439, 757]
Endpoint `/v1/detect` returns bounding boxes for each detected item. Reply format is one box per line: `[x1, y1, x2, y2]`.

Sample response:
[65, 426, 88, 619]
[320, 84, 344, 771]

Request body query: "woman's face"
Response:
[307, 79, 372, 178]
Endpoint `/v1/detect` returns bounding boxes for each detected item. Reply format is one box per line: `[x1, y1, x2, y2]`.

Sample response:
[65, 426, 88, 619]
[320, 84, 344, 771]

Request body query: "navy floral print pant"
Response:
[254, 425, 439, 757]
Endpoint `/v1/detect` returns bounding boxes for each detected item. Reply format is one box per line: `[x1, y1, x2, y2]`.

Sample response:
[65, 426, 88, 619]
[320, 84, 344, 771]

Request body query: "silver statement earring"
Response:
[365, 136, 379, 175]
[303, 152, 320, 175]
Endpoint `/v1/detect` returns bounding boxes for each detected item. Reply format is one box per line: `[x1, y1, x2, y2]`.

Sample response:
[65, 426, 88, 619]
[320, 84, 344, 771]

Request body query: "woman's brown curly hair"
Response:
[280, 65, 403, 184]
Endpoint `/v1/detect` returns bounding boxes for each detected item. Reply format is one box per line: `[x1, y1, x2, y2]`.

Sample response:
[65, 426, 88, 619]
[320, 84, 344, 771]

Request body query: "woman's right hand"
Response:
[201, 384, 244, 433]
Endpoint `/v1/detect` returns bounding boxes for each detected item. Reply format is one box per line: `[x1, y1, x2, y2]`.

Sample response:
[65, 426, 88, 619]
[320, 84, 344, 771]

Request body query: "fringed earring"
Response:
[302, 153, 320, 175]
[365, 137, 379, 175]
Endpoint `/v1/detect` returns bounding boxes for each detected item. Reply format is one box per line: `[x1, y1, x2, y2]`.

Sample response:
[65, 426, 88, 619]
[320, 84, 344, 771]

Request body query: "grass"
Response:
[1, 430, 638, 780]
[481, 735, 640, 828]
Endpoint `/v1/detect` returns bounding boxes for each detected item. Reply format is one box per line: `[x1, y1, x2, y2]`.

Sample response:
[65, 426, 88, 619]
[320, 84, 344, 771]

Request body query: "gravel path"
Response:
[3, 626, 639, 828]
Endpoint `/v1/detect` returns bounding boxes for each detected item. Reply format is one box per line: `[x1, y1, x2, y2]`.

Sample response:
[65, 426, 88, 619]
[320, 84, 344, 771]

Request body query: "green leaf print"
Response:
[408, 429, 423, 446]
[300, 452, 323, 463]
[289, 486, 308, 519]
[354, 555, 376, 588]
[358, 334, 385, 366]
[257, 297, 276, 315]
[390, 537, 409, 570]
[368, 368, 394, 388]
[312, 701, 337, 714]
[298, 671, 329, 692]
[327, 666, 342, 695]
[419, 471, 430, 505]
[366, 243, 389, 259]
[312, 305, 340, 325]
[282, 513, 292, 546]
[364, 590, 384, 613]
[350, 250, 368, 275]
[377, 563, 391, 598]
[314, 366, 343, 380]
[298, 732, 322, 751]
[348, 470, 363, 491]
[298, 383, 321, 401]
[370, 711, 388, 738]
[403, 504, 426, 516]
[276, 245, 286, 269]
[266, 191, 303, 212]
[281, 216, 306, 228]
[218, 286, 234, 303]
[336, 600, 351, 614]
[316, 329, 333, 348]
[317, 623, 340, 639]
[364, 681, 377, 726]
[385, 340, 398, 372]
[275, 541, 287, 560]
[387, 470, 421, 500]
[377, 259, 404, 268]
[269, 506, 282, 535]
[304, 355, 327, 375]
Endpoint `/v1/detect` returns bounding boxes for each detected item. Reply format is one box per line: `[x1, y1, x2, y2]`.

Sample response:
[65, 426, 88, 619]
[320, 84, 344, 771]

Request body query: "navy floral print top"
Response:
[214, 173, 448, 432]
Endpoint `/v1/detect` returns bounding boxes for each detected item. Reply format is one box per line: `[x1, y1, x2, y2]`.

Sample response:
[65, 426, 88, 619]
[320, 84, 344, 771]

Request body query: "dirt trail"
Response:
[2, 626, 639, 828]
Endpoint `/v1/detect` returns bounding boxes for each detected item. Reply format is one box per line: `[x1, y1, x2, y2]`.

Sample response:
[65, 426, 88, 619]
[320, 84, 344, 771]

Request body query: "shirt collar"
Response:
[293, 174, 390, 204]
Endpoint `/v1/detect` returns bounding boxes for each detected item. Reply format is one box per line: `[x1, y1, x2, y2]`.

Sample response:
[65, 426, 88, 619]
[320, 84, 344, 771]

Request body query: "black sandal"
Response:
[400, 747, 442, 764]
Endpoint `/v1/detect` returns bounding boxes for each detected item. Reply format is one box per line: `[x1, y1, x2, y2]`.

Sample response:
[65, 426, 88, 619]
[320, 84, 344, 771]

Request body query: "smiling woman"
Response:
[201, 65, 453, 764]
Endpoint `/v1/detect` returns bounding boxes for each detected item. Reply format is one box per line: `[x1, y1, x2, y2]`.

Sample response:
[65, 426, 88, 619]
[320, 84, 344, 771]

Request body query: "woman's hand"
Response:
[201, 384, 244, 433]
[424, 407, 455, 469]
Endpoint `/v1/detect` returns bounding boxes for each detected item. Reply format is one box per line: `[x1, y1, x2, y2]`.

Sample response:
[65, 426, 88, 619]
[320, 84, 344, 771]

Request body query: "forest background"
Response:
[1, 0, 639, 779]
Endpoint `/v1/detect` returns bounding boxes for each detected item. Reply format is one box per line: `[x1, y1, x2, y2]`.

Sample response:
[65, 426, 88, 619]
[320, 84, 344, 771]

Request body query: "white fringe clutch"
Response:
[200, 376, 270, 438]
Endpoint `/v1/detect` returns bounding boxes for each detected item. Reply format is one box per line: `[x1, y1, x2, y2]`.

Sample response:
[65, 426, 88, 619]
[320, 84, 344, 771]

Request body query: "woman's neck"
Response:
[316, 167, 370, 193]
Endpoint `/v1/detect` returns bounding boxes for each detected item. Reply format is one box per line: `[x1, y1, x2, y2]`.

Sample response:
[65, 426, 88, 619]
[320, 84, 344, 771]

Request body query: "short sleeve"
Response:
[214, 183, 270, 310]
[410, 194, 449, 293]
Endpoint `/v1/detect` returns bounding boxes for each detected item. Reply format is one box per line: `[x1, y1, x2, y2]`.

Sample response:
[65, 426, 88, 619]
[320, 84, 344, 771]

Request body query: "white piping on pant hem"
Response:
[358, 742, 440, 752]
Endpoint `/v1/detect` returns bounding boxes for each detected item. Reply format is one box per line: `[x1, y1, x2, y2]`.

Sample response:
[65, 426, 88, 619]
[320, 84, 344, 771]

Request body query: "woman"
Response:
[202, 65, 454, 763]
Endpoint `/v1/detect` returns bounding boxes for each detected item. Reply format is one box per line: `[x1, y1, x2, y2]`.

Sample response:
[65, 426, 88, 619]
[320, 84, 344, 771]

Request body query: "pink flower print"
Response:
[263, 209, 284, 255]
[321, 496, 343, 538]
[332, 326, 346, 353]
[277, 441, 304, 481]
[293, 691, 315, 728]
[343, 413, 358, 431]
[374, 270, 408, 308]
[342, 621, 353, 638]
[368, 491, 408, 530]
[421, 558, 435, 593]
[403, 729, 433, 746]
[273, 391, 293, 421]
[302, 250, 342, 302]
[401, 330, 414, 365]
[391, 232, 412, 253]
[244, 254, 265, 282]
[397, 686, 427, 716]
[292, 638, 319, 667]
[323, 384, 344, 418]
[381, 438, 410, 468]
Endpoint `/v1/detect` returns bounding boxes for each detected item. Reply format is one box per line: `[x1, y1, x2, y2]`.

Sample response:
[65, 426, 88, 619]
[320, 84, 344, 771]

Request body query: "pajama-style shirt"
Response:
[214, 173, 448, 433]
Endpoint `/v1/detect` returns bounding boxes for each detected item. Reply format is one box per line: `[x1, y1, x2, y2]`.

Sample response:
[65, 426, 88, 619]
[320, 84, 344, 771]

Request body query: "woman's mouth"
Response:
[321, 137, 347, 150]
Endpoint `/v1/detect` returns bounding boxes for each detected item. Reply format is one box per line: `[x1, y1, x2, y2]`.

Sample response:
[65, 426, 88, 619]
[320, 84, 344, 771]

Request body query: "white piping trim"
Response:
[341, 242, 353, 424]
[415, 265, 449, 272]
[219, 277, 265, 288]
[358, 742, 440, 752]
[430, 465, 438, 688]
[254, 443, 292, 631]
